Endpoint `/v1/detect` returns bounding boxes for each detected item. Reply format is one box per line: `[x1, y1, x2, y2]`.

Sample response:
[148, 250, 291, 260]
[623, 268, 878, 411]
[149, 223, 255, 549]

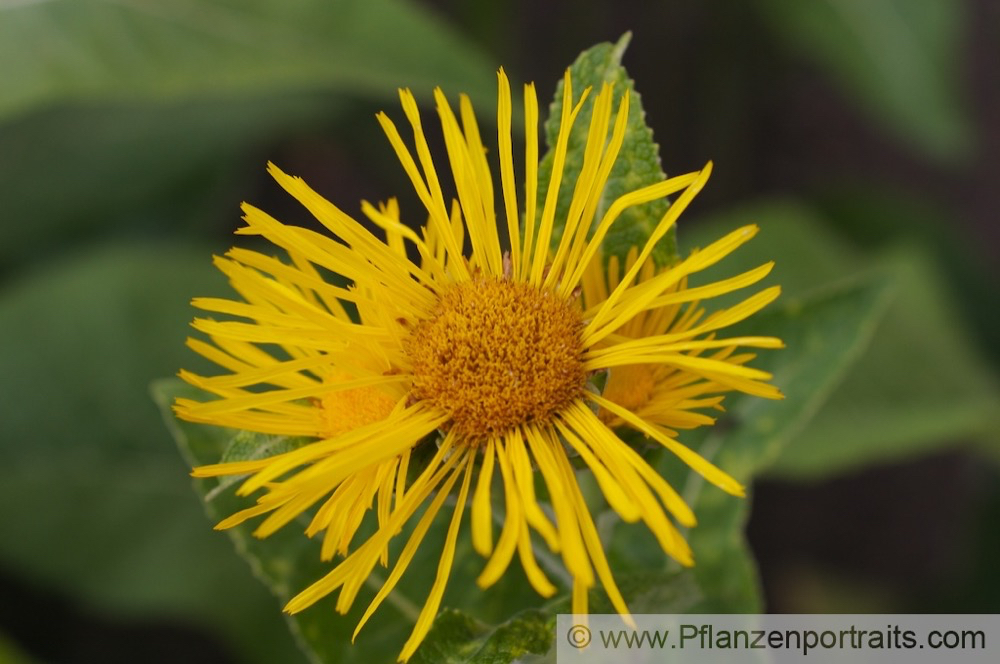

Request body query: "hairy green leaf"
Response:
[222, 431, 311, 465]
[686, 200, 1000, 478]
[410, 609, 554, 664]
[682, 274, 893, 610]
[767, 248, 1000, 478]
[0, 0, 497, 271]
[537, 33, 677, 266]
[0, 0, 495, 121]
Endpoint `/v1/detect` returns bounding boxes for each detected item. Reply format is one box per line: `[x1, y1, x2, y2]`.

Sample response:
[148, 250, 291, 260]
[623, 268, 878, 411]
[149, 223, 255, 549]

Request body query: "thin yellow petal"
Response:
[530, 75, 590, 285]
[584, 224, 763, 345]
[516, 519, 557, 597]
[352, 449, 471, 645]
[606, 163, 713, 313]
[555, 419, 641, 523]
[590, 393, 745, 497]
[471, 438, 496, 556]
[375, 103, 469, 281]
[645, 262, 774, 310]
[555, 448, 631, 620]
[284, 435, 460, 615]
[506, 429, 560, 551]
[545, 82, 616, 290]
[562, 402, 696, 528]
[398, 452, 475, 661]
[496, 69, 521, 279]
[376, 456, 398, 565]
[523, 424, 593, 587]
[434, 88, 502, 275]
[558, 90, 631, 297]
[232, 406, 441, 496]
[477, 438, 521, 587]
[520, 83, 540, 278]
[564, 172, 701, 295]
[572, 579, 589, 618]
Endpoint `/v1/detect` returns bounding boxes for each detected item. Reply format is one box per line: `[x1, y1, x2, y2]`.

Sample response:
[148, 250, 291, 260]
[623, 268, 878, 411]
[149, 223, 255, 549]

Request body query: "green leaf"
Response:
[757, 0, 973, 163]
[680, 274, 895, 610]
[221, 431, 311, 464]
[410, 608, 554, 664]
[0, 0, 496, 121]
[0, 0, 498, 270]
[812, 186, 1000, 370]
[0, 243, 305, 664]
[767, 247, 1000, 478]
[537, 33, 677, 265]
[0, 94, 341, 271]
[686, 198, 1000, 479]
[600, 238, 892, 615]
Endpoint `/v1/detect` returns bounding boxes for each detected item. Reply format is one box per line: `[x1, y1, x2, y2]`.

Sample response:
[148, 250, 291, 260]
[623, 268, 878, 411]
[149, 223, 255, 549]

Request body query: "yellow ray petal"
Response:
[572, 579, 589, 618]
[520, 82, 540, 278]
[523, 424, 593, 587]
[562, 402, 696, 528]
[545, 82, 616, 290]
[284, 435, 460, 615]
[646, 262, 774, 310]
[496, 69, 521, 280]
[555, 448, 632, 620]
[564, 172, 701, 295]
[530, 75, 590, 286]
[584, 225, 763, 345]
[583, 335, 784, 367]
[505, 429, 560, 551]
[517, 518, 558, 598]
[352, 449, 472, 647]
[475, 441, 557, 599]
[477, 438, 521, 587]
[470, 439, 497, 556]
[605, 163, 713, 313]
[554, 419, 641, 523]
[398, 452, 475, 661]
[557, 92, 631, 297]
[434, 88, 502, 275]
[204, 406, 439, 494]
[375, 102, 469, 282]
[590, 393, 744, 497]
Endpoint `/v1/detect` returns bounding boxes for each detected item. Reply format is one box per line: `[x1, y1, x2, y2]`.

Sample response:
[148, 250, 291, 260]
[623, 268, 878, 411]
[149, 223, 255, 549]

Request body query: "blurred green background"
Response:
[1, 0, 998, 662]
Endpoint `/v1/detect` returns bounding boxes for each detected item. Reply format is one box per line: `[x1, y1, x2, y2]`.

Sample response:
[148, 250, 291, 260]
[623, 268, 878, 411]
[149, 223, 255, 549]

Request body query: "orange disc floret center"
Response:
[321, 374, 398, 438]
[599, 364, 658, 421]
[404, 277, 587, 439]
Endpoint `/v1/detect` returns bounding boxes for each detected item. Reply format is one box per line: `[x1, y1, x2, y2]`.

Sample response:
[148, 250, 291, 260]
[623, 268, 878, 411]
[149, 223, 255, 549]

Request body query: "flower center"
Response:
[598, 364, 657, 423]
[404, 277, 586, 439]
[321, 373, 397, 438]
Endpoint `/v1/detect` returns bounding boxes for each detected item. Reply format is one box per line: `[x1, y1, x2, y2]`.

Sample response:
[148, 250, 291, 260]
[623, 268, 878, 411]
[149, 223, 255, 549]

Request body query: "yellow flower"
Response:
[176, 69, 783, 661]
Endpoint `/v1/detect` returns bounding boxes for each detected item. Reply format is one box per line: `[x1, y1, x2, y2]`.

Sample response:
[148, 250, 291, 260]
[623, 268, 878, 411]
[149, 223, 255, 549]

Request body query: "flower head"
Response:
[176, 68, 782, 661]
